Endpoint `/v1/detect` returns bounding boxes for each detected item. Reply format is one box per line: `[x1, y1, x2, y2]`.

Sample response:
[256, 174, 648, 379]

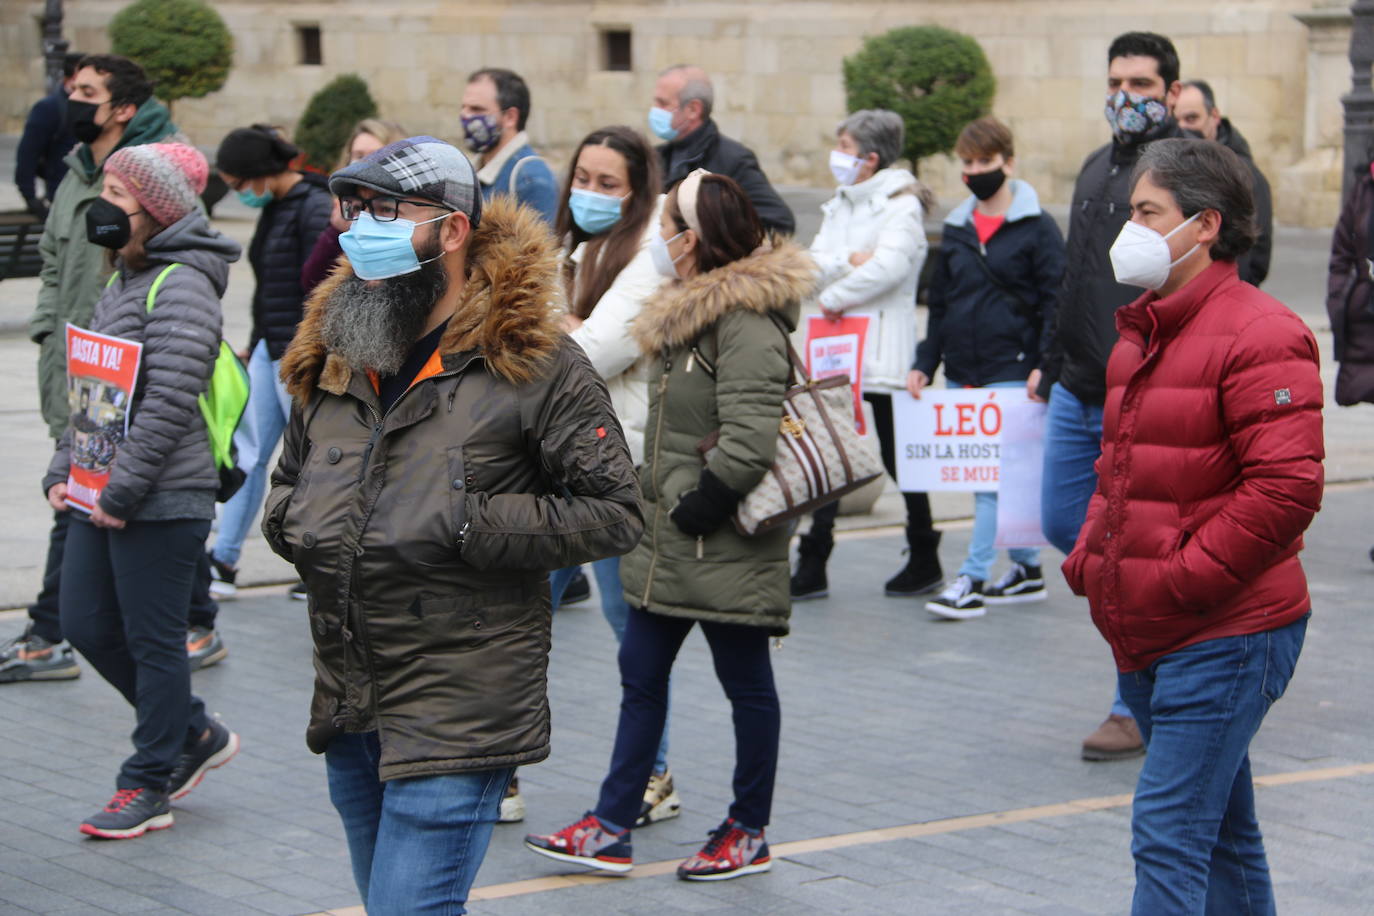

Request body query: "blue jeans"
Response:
[1042, 383, 1131, 717]
[950, 380, 1039, 581]
[212, 340, 291, 567]
[325, 731, 513, 915]
[551, 557, 670, 774]
[1118, 617, 1307, 916]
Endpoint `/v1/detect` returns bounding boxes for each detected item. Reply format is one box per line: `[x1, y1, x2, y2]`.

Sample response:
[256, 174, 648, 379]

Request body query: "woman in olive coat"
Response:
[526, 171, 815, 882]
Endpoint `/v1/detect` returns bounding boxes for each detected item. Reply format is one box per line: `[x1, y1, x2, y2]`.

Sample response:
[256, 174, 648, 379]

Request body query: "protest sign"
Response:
[64, 323, 142, 513]
[891, 387, 1030, 492]
[804, 313, 871, 434]
[994, 399, 1050, 547]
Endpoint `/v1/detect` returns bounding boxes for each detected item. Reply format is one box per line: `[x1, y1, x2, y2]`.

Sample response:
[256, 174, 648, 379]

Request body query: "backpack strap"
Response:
[144, 263, 182, 313]
[508, 154, 546, 196]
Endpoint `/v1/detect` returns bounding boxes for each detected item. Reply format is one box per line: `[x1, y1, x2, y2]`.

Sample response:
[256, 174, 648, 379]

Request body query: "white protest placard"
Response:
[892, 387, 1030, 492]
[994, 399, 1050, 547]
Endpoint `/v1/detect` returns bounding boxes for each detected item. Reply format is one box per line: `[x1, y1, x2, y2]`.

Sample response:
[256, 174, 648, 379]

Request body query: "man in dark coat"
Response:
[1175, 79, 1273, 286]
[13, 52, 83, 219]
[649, 65, 795, 234]
[1034, 32, 1185, 762]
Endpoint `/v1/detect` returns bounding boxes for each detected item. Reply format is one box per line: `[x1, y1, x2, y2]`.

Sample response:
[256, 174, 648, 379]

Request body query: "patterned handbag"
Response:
[696, 316, 885, 536]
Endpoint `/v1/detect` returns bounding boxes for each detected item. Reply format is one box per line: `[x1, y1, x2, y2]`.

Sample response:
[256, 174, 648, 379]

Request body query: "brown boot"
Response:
[1081, 714, 1145, 761]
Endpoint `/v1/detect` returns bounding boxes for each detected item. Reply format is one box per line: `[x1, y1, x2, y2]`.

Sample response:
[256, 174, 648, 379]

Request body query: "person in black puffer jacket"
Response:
[203, 125, 331, 604]
[43, 143, 242, 840]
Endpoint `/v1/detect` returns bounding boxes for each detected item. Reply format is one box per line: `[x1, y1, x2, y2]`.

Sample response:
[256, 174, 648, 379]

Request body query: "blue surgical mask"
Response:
[649, 230, 685, 279]
[338, 211, 450, 281]
[569, 188, 625, 235]
[648, 107, 679, 141]
[237, 185, 274, 208]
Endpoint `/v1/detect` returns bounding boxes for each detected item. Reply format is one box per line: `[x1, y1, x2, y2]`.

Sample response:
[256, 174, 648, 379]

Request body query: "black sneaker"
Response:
[80, 787, 173, 839]
[925, 575, 986, 620]
[289, 581, 309, 601]
[561, 567, 592, 605]
[983, 563, 1047, 604]
[789, 556, 828, 601]
[0, 626, 81, 683]
[207, 552, 238, 599]
[167, 718, 240, 801]
[186, 626, 228, 671]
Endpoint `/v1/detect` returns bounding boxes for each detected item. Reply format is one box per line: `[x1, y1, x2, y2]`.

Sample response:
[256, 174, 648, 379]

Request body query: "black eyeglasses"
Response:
[339, 195, 451, 223]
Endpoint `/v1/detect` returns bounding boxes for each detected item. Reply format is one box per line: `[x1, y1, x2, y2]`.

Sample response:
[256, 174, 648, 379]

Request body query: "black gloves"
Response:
[670, 468, 744, 537]
[24, 196, 49, 222]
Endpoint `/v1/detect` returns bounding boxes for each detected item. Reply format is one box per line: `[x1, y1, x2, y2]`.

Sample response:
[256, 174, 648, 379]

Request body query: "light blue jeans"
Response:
[551, 557, 671, 775]
[326, 731, 512, 915]
[947, 380, 1040, 582]
[211, 340, 291, 567]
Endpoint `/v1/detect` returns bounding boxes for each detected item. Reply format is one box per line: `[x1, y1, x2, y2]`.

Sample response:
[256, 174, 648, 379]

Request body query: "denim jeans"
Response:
[1042, 383, 1131, 716]
[949, 381, 1040, 581]
[551, 557, 670, 774]
[595, 607, 779, 831]
[60, 517, 212, 790]
[325, 731, 513, 915]
[1118, 617, 1307, 916]
[211, 340, 291, 568]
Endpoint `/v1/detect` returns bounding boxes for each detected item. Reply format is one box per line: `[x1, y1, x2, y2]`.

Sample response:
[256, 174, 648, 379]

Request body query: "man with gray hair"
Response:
[262, 135, 643, 913]
[649, 64, 794, 233]
[1174, 79, 1272, 286]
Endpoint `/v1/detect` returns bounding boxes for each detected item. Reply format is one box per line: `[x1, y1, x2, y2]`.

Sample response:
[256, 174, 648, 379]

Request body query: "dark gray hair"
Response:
[838, 110, 904, 170]
[662, 64, 714, 119]
[1183, 79, 1218, 113]
[1131, 138, 1257, 262]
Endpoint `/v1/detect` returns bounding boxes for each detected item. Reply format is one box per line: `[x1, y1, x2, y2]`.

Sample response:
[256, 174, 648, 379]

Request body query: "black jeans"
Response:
[60, 516, 212, 791]
[26, 509, 68, 644]
[804, 390, 934, 550]
[187, 548, 219, 631]
[595, 606, 780, 831]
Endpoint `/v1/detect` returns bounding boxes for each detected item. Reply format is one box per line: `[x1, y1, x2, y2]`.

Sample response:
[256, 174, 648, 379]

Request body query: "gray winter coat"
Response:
[45, 212, 241, 521]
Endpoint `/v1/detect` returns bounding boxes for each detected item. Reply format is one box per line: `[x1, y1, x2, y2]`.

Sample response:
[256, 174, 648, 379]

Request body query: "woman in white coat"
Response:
[503, 125, 681, 829]
[792, 110, 941, 601]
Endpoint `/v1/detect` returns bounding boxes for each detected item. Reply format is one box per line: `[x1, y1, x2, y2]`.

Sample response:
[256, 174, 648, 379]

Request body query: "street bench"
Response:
[0, 210, 43, 282]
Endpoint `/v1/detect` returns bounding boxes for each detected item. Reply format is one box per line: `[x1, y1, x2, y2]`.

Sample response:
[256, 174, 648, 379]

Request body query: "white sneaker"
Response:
[499, 776, 526, 823]
[925, 575, 986, 620]
[635, 769, 682, 828]
[983, 563, 1047, 604]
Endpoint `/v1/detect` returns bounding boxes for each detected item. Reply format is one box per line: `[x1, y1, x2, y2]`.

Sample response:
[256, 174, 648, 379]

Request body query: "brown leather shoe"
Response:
[1081, 714, 1145, 761]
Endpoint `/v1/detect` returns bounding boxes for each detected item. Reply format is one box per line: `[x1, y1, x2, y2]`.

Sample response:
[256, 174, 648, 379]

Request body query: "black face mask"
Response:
[963, 168, 1007, 202]
[66, 98, 106, 145]
[86, 197, 137, 249]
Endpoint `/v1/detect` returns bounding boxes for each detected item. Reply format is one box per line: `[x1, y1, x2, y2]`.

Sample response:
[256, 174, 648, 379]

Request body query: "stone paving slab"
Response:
[0, 481, 1371, 914]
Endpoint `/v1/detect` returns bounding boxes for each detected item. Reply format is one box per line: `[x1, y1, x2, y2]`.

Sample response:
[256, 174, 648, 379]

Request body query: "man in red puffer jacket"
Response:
[1064, 138, 1323, 914]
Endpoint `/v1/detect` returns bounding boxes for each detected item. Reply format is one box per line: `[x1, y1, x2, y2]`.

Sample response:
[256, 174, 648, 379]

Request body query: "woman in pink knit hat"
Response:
[44, 142, 244, 839]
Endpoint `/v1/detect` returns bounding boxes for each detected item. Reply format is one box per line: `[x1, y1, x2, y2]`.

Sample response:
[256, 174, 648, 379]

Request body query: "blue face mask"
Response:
[569, 188, 625, 235]
[338, 211, 450, 281]
[237, 185, 274, 208]
[647, 107, 678, 141]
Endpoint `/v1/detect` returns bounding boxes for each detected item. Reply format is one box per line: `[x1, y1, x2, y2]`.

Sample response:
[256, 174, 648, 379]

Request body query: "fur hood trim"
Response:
[281, 195, 563, 400]
[631, 240, 816, 354]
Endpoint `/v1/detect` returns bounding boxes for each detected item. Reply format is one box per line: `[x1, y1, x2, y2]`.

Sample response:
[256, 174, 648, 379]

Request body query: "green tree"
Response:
[843, 25, 995, 172]
[110, 0, 233, 106]
[295, 74, 378, 171]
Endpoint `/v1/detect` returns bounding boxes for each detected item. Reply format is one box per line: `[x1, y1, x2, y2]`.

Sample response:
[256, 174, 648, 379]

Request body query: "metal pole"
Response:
[1344, 0, 1374, 201]
[41, 0, 68, 96]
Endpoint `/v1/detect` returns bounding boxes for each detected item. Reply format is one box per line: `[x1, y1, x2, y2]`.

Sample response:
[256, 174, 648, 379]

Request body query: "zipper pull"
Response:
[696, 536, 704, 560]
[686, 352, 695, 373]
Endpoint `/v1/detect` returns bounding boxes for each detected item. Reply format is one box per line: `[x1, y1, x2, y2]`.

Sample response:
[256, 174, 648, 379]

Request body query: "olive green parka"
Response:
[262, 198, 643, 779]
[620, 240, 816, 636]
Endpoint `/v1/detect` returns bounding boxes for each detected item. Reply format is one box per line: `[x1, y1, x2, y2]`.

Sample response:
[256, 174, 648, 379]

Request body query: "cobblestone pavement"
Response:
[1, 482, 1372, 914]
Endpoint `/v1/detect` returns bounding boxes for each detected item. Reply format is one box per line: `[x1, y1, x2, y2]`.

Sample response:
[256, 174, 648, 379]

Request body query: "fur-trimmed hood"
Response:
[631, 240, 816, 354]
[280, 195, 562, 400]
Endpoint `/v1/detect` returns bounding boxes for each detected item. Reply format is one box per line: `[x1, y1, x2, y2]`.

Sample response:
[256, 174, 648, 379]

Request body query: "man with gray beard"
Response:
[261, 136, 643, 914]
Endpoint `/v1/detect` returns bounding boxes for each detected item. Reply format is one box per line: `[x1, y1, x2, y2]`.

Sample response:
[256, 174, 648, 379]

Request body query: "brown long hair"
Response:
[665, 173, 763, 273]
[555, 126, 661, 319]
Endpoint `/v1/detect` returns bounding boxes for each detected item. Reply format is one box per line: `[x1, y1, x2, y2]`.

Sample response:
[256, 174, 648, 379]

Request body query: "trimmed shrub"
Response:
[110, 0, 233, 104]
[295, 74, 378, 171]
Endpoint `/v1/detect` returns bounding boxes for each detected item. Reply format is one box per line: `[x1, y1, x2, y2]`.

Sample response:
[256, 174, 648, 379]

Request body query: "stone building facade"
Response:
[0, 0, 1358, 226]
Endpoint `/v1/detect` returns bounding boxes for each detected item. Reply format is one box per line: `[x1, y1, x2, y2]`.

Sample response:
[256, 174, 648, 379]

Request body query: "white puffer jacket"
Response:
[806, 167, 928, 391]
[568, 197, 666, 463]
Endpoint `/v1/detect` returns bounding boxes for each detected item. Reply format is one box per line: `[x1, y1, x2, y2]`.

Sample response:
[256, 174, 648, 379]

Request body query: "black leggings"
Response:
[60, 516, 212, 791]
[805, 390, 933, 547]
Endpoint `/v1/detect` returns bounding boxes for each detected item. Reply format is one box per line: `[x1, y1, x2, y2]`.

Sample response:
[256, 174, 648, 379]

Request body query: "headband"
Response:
[678, 168, 711, 235]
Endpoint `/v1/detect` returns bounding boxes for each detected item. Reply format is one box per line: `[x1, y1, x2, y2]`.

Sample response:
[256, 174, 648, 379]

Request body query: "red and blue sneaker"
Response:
[524, 812, 633, 874]
[677, 818, 772, 881]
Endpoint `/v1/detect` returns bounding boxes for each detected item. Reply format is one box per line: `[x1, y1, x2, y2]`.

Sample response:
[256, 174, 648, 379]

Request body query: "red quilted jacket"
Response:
[1063, 260, 1324, 673]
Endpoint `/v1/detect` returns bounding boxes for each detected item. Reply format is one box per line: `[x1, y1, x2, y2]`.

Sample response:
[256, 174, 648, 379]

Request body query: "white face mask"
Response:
[829, 149, 863, 186]
[1109, 212, 1203, 290]
[650, 230, 686, 279]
